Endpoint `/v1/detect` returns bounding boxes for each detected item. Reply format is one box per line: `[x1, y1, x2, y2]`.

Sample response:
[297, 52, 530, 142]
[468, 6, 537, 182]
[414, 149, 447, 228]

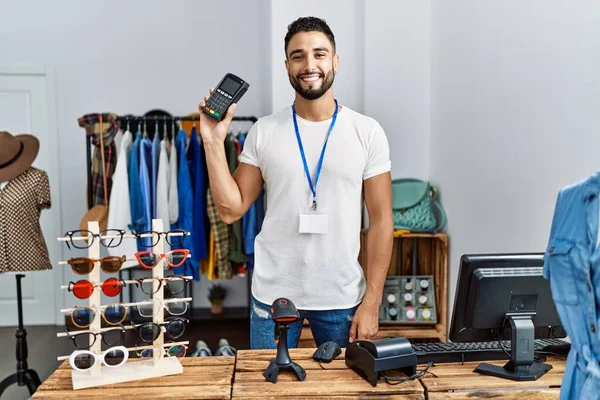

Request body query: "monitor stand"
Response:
[474, 313, 552, 381]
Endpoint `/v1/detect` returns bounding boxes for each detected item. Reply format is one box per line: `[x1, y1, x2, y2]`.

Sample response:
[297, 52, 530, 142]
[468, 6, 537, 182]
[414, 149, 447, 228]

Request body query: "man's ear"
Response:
[285, 58, 289, 73]
[333, 54, 340, 73]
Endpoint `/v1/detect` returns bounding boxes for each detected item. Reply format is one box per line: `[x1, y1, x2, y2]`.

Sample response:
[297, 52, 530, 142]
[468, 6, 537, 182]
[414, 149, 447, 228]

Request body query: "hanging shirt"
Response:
[77, 113, 119, 206]
[128, 132, 145, 250]
[543, 171, 600, 399]
[156, 139, 171, 252]
[0, 168, 52, 273]
[225, 136, 246, 266]
[168, 138, 179, 227]
[151, 132, 161, 219]
[207, 188, 232, 279]
[238, 105, 391, 310]
[107, 131, 138, 267]
[139, 137, 153, 247]
[171, 129, 198, 280]
[187, 127, 208, 261]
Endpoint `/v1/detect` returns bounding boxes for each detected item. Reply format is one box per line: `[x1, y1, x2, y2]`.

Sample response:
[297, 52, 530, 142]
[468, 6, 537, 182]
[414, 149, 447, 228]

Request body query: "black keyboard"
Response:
[412, 338, 571, 364]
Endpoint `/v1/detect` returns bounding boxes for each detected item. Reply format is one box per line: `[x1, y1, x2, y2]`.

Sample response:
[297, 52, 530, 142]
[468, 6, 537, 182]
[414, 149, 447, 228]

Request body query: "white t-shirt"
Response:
[239, 105, 391, 310]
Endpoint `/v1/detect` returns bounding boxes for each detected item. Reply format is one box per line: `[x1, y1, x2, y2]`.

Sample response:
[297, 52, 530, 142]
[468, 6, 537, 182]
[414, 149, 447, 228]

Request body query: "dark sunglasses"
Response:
[63, 229, 126, 250]
[133, 230, 190, 248]
[130, 317, 188, 343]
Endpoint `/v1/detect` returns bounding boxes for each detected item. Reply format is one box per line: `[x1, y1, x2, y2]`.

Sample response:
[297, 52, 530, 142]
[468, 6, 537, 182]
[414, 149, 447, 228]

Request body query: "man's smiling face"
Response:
[285, 31, 338, 101]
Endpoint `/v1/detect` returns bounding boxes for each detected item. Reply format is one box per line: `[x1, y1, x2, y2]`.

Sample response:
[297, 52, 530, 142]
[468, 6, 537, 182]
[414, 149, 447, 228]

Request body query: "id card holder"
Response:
[299, 208, 329, 234]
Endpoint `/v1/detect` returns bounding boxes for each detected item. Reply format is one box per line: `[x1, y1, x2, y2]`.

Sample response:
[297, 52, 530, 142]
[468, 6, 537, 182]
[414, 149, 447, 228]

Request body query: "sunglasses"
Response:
[68, 256, 127, 275]
[133, 230, 190, 248]
[135, 276, 191, 296]
[69, 346, 129, 371]
[130, 317, 188, 343]
[138, 344, 187, 360]
[63, 229, 126, 250]
[71, 304, 128, 328]
[64, 326, 127, 350]
[68, 278, 126, 299]
[135, 299, 189, 318]
[135, 250, 189, 269]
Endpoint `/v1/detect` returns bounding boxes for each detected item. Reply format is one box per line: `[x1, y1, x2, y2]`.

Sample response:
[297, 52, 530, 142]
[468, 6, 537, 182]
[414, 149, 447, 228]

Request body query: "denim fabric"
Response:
[250, 296, 357, 350]
[171, 129, 199, 280]
[139, 138, 153, 248]
[187, 127, 208, 260]
[543, 171, 600, 399]
[151, 132, 160, 219]
[128, 133, 145, 251]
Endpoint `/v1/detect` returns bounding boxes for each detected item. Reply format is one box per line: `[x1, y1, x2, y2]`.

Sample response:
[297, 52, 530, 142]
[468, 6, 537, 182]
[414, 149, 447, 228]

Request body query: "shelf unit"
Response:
[298, 230, 448, 347]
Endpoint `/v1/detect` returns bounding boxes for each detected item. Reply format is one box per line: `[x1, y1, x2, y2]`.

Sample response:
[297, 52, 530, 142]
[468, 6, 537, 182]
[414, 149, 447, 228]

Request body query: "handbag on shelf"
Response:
[391, 178, 447, 233]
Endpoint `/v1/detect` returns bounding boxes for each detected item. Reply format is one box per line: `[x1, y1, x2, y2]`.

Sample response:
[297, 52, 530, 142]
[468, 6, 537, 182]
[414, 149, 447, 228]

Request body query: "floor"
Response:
[0, 316, 250, 400]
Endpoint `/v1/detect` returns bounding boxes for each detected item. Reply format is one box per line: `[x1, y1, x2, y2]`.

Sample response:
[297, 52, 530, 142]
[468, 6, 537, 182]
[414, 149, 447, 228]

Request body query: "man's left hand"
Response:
[349, 301, 379, 343]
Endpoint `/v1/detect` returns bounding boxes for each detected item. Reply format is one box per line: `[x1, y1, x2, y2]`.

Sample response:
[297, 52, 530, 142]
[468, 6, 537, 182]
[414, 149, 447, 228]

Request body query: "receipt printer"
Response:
[345, 337, 417, 387]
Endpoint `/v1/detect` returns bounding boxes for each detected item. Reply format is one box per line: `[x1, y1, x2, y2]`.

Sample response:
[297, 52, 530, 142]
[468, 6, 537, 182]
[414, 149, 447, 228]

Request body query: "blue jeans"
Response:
[250, 296, 358, 349]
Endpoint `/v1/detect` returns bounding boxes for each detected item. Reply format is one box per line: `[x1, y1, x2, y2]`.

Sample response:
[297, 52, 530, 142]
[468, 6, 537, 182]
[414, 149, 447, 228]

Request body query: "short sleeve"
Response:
[238, 121, 259, 167]
[363, 123, 391, 180]
[38, 171, 51, 209]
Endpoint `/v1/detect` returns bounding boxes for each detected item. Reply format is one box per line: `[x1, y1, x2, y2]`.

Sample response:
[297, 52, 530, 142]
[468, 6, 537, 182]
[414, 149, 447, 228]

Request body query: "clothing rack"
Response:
[85, 114, 257, 210]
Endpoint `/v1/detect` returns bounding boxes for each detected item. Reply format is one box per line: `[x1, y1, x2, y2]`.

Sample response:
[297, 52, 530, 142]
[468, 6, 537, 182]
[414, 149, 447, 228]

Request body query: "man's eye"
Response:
[292, 56, 302, 61]
[316, 53, 326, 58]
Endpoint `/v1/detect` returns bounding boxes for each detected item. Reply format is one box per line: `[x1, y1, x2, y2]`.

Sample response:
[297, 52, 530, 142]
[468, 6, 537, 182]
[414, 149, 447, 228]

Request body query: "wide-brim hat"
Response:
[0, 131, 40, 182]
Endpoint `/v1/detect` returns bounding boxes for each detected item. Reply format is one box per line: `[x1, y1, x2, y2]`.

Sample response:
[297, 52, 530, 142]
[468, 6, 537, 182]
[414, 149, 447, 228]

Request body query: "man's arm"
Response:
[204, 143, 264, 224]
[349, 172, 393, 342]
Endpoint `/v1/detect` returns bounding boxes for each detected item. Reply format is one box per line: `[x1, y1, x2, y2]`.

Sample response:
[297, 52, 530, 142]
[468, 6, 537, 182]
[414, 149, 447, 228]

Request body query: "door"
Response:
[0, 67, 62, 326]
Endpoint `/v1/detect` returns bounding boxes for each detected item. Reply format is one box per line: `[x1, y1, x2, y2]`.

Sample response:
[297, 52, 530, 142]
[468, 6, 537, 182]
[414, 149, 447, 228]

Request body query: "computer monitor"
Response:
[449, 253, 566, 381]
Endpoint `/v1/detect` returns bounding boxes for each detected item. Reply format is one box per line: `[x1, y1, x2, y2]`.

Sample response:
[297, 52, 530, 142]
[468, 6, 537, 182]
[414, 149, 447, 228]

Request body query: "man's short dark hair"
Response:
[284, 17, 336, 57]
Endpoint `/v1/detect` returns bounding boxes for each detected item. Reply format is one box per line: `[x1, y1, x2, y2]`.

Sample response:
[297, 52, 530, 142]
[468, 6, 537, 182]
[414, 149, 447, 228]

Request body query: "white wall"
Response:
[270, 0, 365, 113]
[431, 0, 600, 318]
[0, 0, 271, 312]
[365, 0, 432, 179]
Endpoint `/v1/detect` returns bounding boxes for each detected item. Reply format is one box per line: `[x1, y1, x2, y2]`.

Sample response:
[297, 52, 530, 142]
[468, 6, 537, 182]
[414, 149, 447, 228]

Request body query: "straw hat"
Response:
[0, 131, 39, 182]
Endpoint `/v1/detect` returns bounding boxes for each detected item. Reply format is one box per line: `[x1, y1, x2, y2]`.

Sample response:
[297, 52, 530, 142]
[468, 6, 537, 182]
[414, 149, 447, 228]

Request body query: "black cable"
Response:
[318, 361, 326, 370]
[382, 362, 434, 385]
[493, 328, 512, 359]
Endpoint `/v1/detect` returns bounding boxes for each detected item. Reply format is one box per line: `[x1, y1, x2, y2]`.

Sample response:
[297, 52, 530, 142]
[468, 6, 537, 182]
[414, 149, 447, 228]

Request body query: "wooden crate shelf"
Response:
[298, 230, 448, 348]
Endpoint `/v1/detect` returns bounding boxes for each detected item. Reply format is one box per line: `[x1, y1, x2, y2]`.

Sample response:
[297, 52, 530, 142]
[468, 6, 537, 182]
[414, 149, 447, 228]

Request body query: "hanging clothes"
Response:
[107, 131, 138, 267]
[168, 137, 179, 227]
[187, 126, 208, 261]
[139, 136, 153, 247]
[206, 188, 232, 280]
[225, 135, 246, 266]
[128, 131, 145, 250]
[156, 139, 171, 252]
[77, 113, 119, 206]
[543, 171, 600, 399]
[171, 129, 199, 280]
[151, 131, 161, 219]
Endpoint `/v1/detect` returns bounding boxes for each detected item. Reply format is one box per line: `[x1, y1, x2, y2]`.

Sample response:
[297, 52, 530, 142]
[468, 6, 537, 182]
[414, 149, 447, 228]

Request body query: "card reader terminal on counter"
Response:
[203, 73, 249, 122]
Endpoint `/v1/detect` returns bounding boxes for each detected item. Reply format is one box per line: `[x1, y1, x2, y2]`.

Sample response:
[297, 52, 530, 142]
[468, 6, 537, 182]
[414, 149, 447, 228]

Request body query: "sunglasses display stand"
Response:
[57, 219, 188, 390]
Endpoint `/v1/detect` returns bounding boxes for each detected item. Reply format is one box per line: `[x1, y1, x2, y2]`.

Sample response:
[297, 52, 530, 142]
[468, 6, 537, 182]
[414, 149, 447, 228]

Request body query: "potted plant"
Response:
[208, 284, 227, 315]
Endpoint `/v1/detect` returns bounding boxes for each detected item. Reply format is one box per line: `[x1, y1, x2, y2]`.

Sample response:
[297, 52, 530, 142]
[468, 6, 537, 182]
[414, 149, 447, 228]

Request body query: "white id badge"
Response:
[299, 209, 329, 234]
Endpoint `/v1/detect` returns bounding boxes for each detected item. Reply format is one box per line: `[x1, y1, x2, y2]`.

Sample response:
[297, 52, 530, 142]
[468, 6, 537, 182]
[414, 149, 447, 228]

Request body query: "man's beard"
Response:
[289, 68, 335, 100]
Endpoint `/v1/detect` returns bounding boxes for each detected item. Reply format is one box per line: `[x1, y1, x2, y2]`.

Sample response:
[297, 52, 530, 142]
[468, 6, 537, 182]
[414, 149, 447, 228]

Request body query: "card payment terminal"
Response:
[202, 73, 249, 122]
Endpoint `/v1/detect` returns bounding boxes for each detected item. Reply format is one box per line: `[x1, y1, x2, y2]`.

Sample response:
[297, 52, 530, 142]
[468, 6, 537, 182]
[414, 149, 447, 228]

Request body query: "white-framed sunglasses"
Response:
[69, 346, 129, 371]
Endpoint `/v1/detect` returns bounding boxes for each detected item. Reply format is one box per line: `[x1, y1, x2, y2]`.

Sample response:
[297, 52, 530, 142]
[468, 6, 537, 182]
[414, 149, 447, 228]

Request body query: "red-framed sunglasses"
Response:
[135, 249, 190, 269]
[68, 278, 126, 299]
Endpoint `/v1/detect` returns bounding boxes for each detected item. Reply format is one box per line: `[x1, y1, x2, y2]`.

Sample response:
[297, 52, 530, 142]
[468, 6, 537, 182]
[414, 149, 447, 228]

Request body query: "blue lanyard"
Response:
[292, 99, 339, 210]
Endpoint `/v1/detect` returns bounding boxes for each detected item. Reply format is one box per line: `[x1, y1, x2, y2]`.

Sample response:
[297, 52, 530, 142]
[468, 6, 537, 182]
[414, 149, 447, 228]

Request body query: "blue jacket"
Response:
[544, 171, 600, 399]
[171, 129, 199, 280]
[128, 133, 145, 250]
[187, 127, 208, 260]
[139, 138, 153, 248]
